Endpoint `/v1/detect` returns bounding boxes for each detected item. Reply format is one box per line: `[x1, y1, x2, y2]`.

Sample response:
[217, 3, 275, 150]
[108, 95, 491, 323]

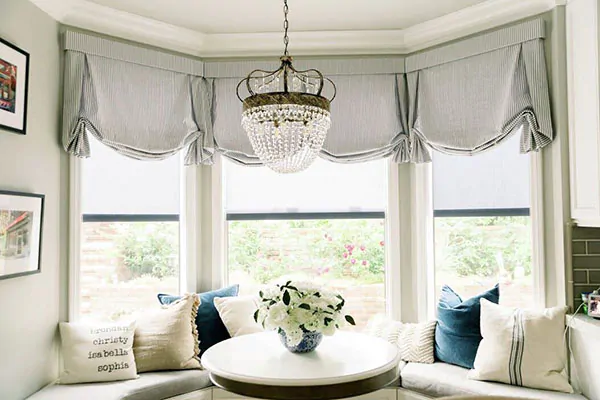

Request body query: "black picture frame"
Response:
[0, 190, 44, 280]
[0, 37, 30, 135]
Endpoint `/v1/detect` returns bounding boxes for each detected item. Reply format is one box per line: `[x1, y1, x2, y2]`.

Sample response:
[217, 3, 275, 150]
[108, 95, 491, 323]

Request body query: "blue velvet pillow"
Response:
[157, 285, 239, 354]
[434, 284, 499, 369]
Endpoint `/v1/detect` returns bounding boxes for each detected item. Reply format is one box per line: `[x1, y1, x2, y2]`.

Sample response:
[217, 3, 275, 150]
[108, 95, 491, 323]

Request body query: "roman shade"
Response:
[398, 19, 553, 162]
[432, 134, 530, 213]
[207, 58, 406, 165]
[61, 17, 554, 167]
[62, 32, 213, 165]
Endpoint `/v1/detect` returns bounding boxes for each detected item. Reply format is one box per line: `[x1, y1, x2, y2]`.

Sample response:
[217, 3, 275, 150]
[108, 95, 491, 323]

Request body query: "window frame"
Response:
[416, 151, 547, 320]
[67, 154, 186, 322]
[67, 149, 554, 323]
[217, 155, 399, 320]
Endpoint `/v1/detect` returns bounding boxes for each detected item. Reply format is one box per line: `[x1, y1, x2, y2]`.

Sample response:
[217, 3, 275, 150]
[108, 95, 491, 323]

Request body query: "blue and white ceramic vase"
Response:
[279, 329, 323, 353]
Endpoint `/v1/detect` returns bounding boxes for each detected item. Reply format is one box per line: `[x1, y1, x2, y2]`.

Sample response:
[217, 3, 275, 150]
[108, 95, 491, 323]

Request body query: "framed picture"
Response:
[588, 293, 600, 319]
[0, 190, 44, 280]
[0, 37, 29, 135]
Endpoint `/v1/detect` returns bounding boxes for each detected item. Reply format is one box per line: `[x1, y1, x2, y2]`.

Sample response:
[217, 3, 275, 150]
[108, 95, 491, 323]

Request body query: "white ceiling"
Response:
[29, 0, 564, 57]
[84, 0, 487, 34]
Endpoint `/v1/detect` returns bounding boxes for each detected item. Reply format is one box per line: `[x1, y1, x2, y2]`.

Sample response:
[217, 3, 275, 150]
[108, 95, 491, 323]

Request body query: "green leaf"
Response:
[259, 290, 264, 298]
[283, 290, 290, 306]
[327, 304, 335, 309]
[287, 285, 298, 291]
[298, 303, 311, 310]
[314, 292, 321, 297]
[324, 317, 333, 326]
[345, 315, 356, 326]
[253, 309, 259, 322]
[286, 280, 292, 286]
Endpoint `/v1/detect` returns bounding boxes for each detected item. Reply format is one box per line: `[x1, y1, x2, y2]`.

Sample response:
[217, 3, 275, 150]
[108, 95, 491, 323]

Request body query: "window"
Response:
[224, 158, 388, 330]
[79, 138, 181, 321]
[432, 135, 534, 307]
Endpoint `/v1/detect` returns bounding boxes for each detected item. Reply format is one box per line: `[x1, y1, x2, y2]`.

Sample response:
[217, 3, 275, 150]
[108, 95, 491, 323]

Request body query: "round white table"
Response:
[200, 331, 401, 400]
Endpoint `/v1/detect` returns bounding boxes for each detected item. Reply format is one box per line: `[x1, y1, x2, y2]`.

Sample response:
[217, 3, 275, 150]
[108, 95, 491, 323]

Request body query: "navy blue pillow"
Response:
[434, 284, 499, 369]
[157, 285, 239, 354]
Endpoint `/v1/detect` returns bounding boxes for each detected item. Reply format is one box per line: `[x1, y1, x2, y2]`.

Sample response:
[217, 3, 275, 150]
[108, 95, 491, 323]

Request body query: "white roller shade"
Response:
[432, 133, 530, 212]
[225, 158, 387, 214]
[82, 137, 180, 215]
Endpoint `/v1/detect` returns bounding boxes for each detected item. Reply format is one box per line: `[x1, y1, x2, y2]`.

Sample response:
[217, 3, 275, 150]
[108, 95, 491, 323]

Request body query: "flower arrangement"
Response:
[254, 281, 356, 349]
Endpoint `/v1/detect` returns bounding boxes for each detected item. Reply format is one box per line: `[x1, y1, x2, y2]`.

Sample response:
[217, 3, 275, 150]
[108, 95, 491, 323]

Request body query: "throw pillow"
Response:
[134, 293, 201, 372]
[397, 320, 437, 364]
[214, 296, 263, 337]
[434, 284, 499, 369]
[364, 314, 436, 363]
[59, 321, 137, 384]
[157, 284, 239, 354]
[468, 299, 573, 393]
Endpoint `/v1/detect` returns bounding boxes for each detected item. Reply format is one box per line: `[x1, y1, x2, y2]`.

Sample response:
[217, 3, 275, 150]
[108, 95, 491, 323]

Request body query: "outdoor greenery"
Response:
[115, 222, 179, 279]
[435, 216, 532, 278]
[109, 216, 530, 284]
[228, 219, 386, 284]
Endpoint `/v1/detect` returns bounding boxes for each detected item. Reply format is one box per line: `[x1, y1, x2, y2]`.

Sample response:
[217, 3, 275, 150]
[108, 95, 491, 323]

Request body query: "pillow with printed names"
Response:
[59, 320, 137, 384]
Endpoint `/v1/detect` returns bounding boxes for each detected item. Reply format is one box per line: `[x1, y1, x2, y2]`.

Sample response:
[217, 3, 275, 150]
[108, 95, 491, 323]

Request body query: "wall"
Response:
[572, 227, 600, 308]
[0, 1, 67, 399]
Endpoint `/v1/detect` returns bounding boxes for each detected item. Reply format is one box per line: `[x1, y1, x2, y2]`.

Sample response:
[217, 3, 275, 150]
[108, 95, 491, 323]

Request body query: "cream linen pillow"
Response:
[364, 314, 436, 363]
[133, 293, 201, 372]
[468, 298, 573, 393]
[59, 320, 137, 384]
[214, 296, 263, 337]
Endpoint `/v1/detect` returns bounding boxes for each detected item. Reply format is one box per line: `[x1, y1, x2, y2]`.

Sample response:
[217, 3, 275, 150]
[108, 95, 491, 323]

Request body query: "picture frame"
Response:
[588, 293, 600, 319]
[0, 37, 29, 135]
[0, 190, 44, 280]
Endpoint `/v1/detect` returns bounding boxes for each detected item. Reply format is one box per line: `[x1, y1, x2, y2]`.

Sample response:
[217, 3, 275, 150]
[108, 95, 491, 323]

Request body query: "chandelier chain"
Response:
[283, 0, 289, 55]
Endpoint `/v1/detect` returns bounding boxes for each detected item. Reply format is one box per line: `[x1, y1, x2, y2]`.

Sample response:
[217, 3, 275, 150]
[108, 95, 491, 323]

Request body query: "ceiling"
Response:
[29, 0, 564, 57]
[84, 0, 488, 34]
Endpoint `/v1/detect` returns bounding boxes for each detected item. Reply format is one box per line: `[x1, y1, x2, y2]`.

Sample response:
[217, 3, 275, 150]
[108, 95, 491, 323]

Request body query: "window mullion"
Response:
[413, 162, 435, 321]
[530, 150, 546, 308]
[385, 160, 402, 321]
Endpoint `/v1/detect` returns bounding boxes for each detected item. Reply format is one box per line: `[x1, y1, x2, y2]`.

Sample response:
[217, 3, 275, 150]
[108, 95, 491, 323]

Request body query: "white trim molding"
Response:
[68, 155, 82, 322]
[32, 0, 564, 57]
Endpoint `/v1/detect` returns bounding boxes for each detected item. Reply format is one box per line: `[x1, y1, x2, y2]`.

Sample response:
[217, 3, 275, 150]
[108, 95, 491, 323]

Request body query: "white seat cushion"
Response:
[401, 362, 587, 399]
[27, 370, 212, 400]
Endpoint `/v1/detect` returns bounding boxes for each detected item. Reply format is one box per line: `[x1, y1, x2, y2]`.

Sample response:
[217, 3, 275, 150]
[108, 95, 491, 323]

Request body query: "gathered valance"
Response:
[62, 32, 213, 165]
[397, 19, 553, 162]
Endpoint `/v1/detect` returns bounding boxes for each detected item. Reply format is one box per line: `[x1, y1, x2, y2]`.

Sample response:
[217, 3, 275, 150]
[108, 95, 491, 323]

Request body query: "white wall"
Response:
[0, 1, 67, 399]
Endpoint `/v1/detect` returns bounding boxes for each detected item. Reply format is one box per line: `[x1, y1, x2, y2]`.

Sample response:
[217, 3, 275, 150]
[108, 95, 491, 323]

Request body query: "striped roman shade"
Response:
[207, 59, 406, 165]
[60, 17, 554, 167]
[62, 32, 214, 165]
[398, 19, 553, 162]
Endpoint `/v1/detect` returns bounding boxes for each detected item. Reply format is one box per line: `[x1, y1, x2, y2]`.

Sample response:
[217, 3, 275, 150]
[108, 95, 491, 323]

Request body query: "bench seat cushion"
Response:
[401, 362, 586, 399]
[28, 370, 212, 400]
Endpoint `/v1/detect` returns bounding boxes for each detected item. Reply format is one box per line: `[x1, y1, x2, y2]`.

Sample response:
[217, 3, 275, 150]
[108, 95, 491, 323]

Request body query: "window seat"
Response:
[401, 362, 587, 400]
[27, 370, 211, 400]
[27, 361, 588, 400]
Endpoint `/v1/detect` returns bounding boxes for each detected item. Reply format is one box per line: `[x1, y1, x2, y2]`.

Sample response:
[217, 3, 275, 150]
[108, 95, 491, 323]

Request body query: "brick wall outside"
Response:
[572, 227, 600, 308]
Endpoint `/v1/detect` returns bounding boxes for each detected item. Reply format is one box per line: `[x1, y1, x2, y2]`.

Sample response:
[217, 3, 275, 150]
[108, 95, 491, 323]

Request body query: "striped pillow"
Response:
[364, 315, 436, 363]
[468, 299, 572, 393]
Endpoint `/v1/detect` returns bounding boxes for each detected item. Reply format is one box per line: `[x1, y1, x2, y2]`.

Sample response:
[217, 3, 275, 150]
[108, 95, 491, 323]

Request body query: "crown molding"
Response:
[30, 0, 565, 58]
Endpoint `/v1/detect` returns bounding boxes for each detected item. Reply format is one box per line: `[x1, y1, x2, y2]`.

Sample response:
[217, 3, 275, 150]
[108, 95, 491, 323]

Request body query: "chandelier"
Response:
[236, 0, 336, 174]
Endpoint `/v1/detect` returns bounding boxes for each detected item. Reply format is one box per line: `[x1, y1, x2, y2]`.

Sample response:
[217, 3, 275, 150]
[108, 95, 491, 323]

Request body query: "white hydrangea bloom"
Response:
[254, 281, 355, 343]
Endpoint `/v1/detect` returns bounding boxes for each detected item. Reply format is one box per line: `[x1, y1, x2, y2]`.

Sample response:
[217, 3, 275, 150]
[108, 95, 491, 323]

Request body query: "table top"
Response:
[200, 331, 401, 387]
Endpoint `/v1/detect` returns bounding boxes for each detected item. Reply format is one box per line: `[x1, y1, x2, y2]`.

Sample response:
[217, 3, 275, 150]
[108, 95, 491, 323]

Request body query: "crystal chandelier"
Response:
[236, 0, 336, 174]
